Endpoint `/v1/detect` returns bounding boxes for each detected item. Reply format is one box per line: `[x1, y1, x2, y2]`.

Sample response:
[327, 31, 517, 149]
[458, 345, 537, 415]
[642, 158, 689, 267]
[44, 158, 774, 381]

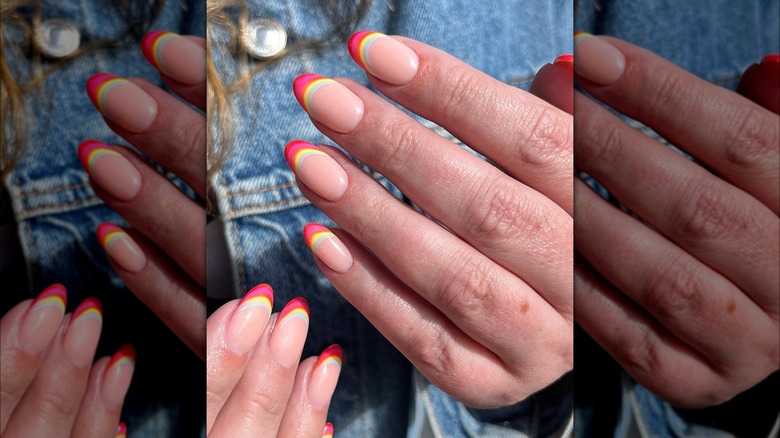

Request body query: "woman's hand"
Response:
[1, 285, 132, 436]
[80, 32, 207, 358]
[288, 32, 574, 408]
[206, 284, 340, 437]
[573, 34, 779, 407]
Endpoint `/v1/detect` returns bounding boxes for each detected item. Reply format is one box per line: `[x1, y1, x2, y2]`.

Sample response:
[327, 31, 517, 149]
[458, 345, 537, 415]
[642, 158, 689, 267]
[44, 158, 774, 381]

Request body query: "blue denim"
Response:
[208, 0, 572, 436]
[3, 1, 206, 436]
[575, 1, 780, 437]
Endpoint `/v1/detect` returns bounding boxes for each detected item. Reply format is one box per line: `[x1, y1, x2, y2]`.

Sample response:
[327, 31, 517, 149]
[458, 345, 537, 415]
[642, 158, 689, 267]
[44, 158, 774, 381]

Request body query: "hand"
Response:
[288, 32, 573, 408]
[81, 31, 207, 358]
[1, 284, 133, 436]
[572, 34, 779, 407]
[206, 284, 340, 437]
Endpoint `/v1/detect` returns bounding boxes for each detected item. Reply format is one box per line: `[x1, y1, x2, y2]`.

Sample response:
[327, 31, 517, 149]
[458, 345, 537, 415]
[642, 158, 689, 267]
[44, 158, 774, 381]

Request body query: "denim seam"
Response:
[17, 181, 91, 198]
[224, 181, 297, 198]
[17, 196, 101, 219]
[625, 375, 652, 438]
[219, 169, 248, 293]
[418, 373, 445, 438]
[223, 196, 308, 219]
[22, 221, 38, 290]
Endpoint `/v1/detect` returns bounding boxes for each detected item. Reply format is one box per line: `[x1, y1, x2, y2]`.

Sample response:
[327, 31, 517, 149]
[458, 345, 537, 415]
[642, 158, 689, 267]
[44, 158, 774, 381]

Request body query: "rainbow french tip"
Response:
[141, 30, 177, 72]
[322, 422, 334, 438]
[107, 344, 136, 370]
[237, 283, 274, 315]
[31, 283, 67, 313]
[277, 297, 310, 328]
[115, 423, 127, 438]
[313, 344, 343, 373]
[284, 140, 329, 177]
[347, 30, 384, 75]
[86, 73, 128, 114]
[303, 223, 336, 253]
[292, 73, 336, 115]
[78, 140, 120, 174]
[70, 297, 103, 328]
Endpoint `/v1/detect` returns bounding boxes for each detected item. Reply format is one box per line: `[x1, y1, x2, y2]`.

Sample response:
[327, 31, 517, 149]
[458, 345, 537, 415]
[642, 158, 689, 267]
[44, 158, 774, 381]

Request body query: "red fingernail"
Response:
[554, 54, 573, 65]
[761, 54, 779, 64]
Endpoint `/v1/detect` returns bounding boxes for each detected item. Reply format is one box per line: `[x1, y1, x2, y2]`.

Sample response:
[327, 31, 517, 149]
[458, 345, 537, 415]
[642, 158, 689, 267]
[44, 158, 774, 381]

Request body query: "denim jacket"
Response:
[3, 1, 206, 436]
[208, 0, 572, 437]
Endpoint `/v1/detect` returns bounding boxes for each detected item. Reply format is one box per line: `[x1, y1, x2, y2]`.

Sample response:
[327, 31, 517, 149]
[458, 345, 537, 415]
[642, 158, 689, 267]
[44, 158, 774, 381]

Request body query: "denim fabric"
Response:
[3, 1, 206, 436]
[574, 1, 780, 437]
[208, 0, 572, 436]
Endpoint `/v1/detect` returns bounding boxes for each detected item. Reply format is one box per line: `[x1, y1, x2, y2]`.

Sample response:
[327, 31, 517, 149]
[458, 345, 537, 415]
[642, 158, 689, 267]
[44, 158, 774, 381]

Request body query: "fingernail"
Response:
[348, 31, 419, 85]
[115, 423, 127, 438]
[97, 223, 147, 273]
[226, 284, 273, 355]
[63, 298, 103, 368]
[322, 422, 334, 438]
[761, 54, 779, 64]
[141, 31, 206, 85]
[78, 140, 141, 201]
[573, 32, 625, 85]
[293, 74, 364, 133]
[19, 284, 67, 355]
[308, 344, 343, 410]
[102, 345, 135, 411]
[86, 73, 157, 133]
[269, 298, 309, 368]
[303, 223, 353, 273]
[284, 140, 348, 202]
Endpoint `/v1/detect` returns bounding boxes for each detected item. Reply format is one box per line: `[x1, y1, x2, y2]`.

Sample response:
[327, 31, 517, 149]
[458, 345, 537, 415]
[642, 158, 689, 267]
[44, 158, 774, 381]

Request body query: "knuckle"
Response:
[436, 68, 486, 118]
[510, 105, 572, 172]
[466, 176, 536, 240]
[645, 69, 689, 118]
[407, 325, 457, 378]
[642, 256, 705, 325]
[671, 178, 752, 241]
[172, 118, 206, 171]
[436, 252, 500, 322]
[33, 386, 78, 421]
[576, 113, 627, 173]
[614, 325, 666, 382]
[375, 116, 418, 172]
[724, 106, 780, 169]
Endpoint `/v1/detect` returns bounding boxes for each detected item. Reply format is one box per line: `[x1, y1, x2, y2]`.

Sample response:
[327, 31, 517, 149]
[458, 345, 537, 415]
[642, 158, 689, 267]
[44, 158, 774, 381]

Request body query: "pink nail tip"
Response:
[284, 140, 327, 176]
[32, 283, 67, 311]
[347, 30, 419, 85]
[141, 30, 177, 72]
[70, 297, 103, 327]
[554, 54, 574, 64]
[303, 223, 353, 273]
[284, 140, 348, 202]
[348, 30, 384, 73]
[115, 423, 128, 437]
[77, 140, 120, 173]
[761, 54, 780, 64]
[238, 283, 274, 314]
[86, 73, 127, 114]
[314, 344, 344, 372]
[292, 73, 337, 115]
[322, 422, 334, 437]
[96, 223, 127, 250]
[278, 297, 310, 326]
[107, 344, 136, 369]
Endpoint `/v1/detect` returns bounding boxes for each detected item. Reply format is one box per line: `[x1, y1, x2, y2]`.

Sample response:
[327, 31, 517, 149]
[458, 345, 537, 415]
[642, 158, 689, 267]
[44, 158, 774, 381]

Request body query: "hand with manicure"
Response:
[81, 31, 207, 358]
[573, 33, 779, 407]
[206, 284, 341, 437]
[0, 284, 133, 437]
[288, 32, 574, 407]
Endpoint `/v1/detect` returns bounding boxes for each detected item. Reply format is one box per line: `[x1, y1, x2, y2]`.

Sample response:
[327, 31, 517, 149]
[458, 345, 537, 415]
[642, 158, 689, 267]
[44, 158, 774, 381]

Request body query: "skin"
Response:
[0, 299, 126, 437]
[297, 37, 575, 407]
[574, 37, 779, 408]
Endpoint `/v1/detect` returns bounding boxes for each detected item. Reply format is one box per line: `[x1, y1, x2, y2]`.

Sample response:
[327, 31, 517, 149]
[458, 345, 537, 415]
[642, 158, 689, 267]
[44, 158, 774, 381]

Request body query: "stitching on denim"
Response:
[17, 181, 91, 198]
[223, 196, 308, 219]
[625, 374, 652, 438]
[23, 222, 38, 290]
[224, 181, 297, 198]
[18, 196, 101, 219]
[220, 169, 247, 294]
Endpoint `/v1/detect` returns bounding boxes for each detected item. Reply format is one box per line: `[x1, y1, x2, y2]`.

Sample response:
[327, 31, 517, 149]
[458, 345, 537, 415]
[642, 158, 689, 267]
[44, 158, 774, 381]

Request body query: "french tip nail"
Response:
[96, 223, 147, 273]
[78, 140, 141, 201]
[284, 140, 348, 202]
[322, 422, 334, 437]
[347, 30, 419, 85]
[115, 422, 127, 437]
[303, 223, 353, 273]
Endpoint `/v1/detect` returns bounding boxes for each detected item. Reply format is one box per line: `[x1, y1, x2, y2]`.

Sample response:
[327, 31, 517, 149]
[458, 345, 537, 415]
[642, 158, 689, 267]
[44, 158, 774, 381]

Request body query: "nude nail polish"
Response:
[96, 223, 147, 273]
[284, 140, 348, 202]
[308, 344, 343, 410]
[322, 423, 334, 438]
[348, 31, 419, 85]
[102, 345, 135, 411]
[573, 32, 625, 85]
[293, 74, 364, 133]
[141, 31, 206, 85]
[225, 284, 273, 355]
[19, 284, 67, 355]
[86, 73, 157, 133]
[268, 298, 309, 368]
[78, 140, 141, 201]
[63, 298, 103, 368]
[115, 423, 127, 438]
[303, 223, 353, 274]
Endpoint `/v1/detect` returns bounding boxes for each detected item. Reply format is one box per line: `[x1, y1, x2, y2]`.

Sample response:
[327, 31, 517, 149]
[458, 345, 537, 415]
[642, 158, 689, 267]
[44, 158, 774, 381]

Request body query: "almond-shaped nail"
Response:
[86, 73, 157, 133]
[115, 423, 127, 438]
[303, 223, 353, 273]
[19, 284, 67, 355]
[78, 140, 141, 201]
[293, 74, 364, 133]
[141, 30, 206, 85]
[269, 298, 309, 368]
[308, 344, 343, 410]
[284, 140, 348, 202]
[63, 298, 103, 368]
[102, 345, 135, 411]
[97, 223, 147, 273]
[322, 423, 334, 438]
[573, 32, 625, 85]
[226, 284, 273, 355]
[348, 31, 419, 85]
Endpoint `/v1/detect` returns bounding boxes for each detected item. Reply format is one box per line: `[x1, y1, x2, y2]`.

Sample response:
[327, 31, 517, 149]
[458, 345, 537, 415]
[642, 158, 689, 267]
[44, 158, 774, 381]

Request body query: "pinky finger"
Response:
[71, 346, 135, 436]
